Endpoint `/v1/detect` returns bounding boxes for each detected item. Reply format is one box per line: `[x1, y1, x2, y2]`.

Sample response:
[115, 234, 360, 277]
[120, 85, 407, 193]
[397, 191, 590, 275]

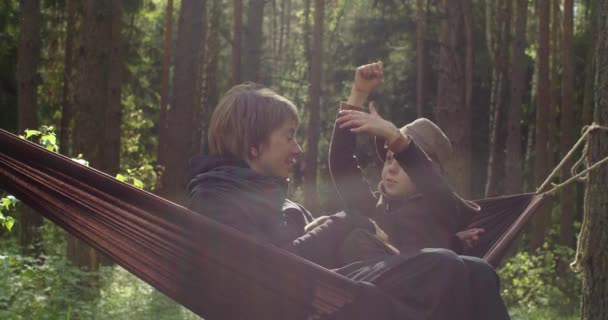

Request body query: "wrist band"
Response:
[340, 101, 365, 111]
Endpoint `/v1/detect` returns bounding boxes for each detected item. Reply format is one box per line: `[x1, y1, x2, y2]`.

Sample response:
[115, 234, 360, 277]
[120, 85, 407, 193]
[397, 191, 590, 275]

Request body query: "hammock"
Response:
[0, 128, 548, 318]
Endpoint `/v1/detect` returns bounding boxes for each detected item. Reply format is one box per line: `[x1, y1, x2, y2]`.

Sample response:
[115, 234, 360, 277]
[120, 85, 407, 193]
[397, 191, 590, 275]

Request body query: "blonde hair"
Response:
[208, 83, 299, 160]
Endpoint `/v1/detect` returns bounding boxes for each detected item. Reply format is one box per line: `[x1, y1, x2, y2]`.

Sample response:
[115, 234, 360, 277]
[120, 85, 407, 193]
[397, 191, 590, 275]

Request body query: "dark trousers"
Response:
[332, 248, 473, 320]
[461, 255, 511, 320]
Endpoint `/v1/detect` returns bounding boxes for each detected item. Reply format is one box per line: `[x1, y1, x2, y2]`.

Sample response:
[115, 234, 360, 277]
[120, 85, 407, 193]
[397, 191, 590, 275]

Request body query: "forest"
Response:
[1, 0, 608, 319]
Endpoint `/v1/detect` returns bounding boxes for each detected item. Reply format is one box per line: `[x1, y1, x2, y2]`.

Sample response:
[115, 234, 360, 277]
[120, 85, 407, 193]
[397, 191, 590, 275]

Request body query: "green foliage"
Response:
[0, 246, 199, 319]
[499, 245, 581, 319]
[0, 195, 18, 231]
[116, 165, 156, 190]
[20, 125, 59, 153]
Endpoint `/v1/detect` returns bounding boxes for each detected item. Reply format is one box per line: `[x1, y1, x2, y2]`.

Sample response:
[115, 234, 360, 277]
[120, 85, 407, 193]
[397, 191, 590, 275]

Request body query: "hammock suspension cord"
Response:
[530, 123, 608, 272]
[537, 123, 608, 196]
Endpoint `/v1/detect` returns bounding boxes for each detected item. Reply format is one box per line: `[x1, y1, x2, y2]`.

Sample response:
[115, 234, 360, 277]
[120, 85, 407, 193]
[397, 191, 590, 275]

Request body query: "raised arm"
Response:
[329, 62, 384, 217]
[337, 104, 467, 235]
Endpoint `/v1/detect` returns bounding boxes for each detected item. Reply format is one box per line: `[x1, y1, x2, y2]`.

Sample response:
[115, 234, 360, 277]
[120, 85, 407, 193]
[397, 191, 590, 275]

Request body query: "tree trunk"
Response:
[232, 0, 242, 85]
[198, 0, 221, 153]
[158, 0, 206, 203]
[582, 1, 597, 129]
[558, 0, 576, 250]
[580, 2, 608, 316]
[59, 0, 76, 156]
[156, 0, 174, 191]
[530, 0, 551, 250]
[435, 0, 473, 198]
[485, 0, 511, 197]
[505, 0, 528, 194]
[304, 0, 323, 211]
[194, 3, 208, 155]
[70, 0, 123, 271]
[17, 0, 43, 257]
[104, 0, 124, 176]
[548, 0, 560, 170]
[416, 0, 427, 118]
[242, 0, 265, 82]
[205, 0, 222, 113]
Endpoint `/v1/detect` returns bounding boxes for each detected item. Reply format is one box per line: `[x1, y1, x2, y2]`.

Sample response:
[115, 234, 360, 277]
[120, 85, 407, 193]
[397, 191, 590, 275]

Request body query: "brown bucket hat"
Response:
[375, 118, 480, 213]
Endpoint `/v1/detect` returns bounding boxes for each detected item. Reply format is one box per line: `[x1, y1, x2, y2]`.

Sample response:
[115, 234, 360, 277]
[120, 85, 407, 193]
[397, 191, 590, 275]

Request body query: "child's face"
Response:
[248, 120, 302, 179]
[381, 151, 416, 197]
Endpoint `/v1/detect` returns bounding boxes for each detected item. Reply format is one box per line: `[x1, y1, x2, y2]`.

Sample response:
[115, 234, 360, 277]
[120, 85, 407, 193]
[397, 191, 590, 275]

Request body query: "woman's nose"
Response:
[387, 161, 399, 173]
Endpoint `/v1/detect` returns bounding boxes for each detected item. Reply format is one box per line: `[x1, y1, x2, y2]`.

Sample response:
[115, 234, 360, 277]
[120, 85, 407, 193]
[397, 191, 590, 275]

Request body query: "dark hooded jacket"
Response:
[328, 112, 479, 255]
[187, 155, 376, 269]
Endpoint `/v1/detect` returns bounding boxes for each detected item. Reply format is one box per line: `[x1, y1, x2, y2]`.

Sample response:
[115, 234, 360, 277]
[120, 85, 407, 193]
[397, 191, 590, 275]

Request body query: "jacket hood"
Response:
[187, 154, 248, 181]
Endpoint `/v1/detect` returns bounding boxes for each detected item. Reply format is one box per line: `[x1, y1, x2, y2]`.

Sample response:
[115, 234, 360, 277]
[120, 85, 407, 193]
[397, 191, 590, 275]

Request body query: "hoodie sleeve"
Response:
[329, 105, 380, 218]
[284, 210, 376, 268]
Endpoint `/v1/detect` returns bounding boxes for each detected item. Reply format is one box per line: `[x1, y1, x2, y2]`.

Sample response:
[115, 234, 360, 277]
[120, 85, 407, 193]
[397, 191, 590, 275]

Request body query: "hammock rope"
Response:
[537, 123, 608, 196]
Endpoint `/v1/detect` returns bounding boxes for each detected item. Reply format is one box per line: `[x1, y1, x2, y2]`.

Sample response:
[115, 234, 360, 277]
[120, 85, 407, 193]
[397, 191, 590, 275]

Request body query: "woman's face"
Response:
[247, 120, 303, 179]
[381, 151, 417, 197]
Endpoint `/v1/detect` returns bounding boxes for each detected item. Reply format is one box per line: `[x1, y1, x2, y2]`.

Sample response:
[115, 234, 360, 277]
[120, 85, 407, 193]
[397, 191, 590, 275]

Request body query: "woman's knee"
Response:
[461, 255, 500, 288]
[418, 248, 467, 276]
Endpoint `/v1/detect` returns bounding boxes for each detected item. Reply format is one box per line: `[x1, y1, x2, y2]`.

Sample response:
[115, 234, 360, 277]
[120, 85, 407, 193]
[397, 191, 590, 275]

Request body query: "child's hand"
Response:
[352, 62, 383, 95]
[456, 228, 485, 249]
[337, 102, 401, 143]
[347, 62, 383, 107]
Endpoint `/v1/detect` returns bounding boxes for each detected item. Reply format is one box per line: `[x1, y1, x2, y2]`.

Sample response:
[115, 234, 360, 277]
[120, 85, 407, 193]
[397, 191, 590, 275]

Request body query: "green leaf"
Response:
[41, 134, 56, 144]
[24, 129, 41, 139]
[133, 178, 144, 189]
[116, 174, 127, 182]
[3, 217, 14, 231]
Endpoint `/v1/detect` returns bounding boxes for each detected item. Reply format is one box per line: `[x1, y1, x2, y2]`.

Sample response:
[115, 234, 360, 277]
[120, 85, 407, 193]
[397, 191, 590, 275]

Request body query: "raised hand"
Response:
[347, 62, 383, 107]
[337, 102, 402, 143]
[352, 61, 383, 95]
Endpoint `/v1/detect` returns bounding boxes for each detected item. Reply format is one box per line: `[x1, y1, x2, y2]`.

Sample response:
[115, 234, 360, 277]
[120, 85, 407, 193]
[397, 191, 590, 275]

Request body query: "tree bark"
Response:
[232, 0, 242, 85]
[242, 0, 265, 82]
[548, 0, 560, 169]
[559, 0, 576, 249]
[158, 0, 206, 203]
[104, 0, 124, 176]
[198, 0, 221, 153]
[485, 0, 511, 197]
[580, 2, 608, 316]
[59, 0, 76, 156]
[435, 0, 473, 198]
[194, 2, 208, 155]
[416, 0, 427, 118]
[156, 0, 174, 189]
[70, 0, 123, 270]
[304, 0, 323, 211]
[17, 0, 43, 257]
[505, 0, 528, 194]
[530, 0, 552, 250]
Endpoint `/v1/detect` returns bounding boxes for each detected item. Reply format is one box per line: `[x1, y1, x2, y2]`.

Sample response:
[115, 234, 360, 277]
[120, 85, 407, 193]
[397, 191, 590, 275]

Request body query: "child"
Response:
[329, 62, 511, 320]
[329, 62, 484, 255]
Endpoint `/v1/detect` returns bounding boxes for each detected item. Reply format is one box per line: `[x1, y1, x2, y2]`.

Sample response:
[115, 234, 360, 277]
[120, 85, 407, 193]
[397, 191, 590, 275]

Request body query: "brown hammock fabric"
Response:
[0, 129, 358, 320]
[0, 128, 546, 317]
[464, 193, 548, 266]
